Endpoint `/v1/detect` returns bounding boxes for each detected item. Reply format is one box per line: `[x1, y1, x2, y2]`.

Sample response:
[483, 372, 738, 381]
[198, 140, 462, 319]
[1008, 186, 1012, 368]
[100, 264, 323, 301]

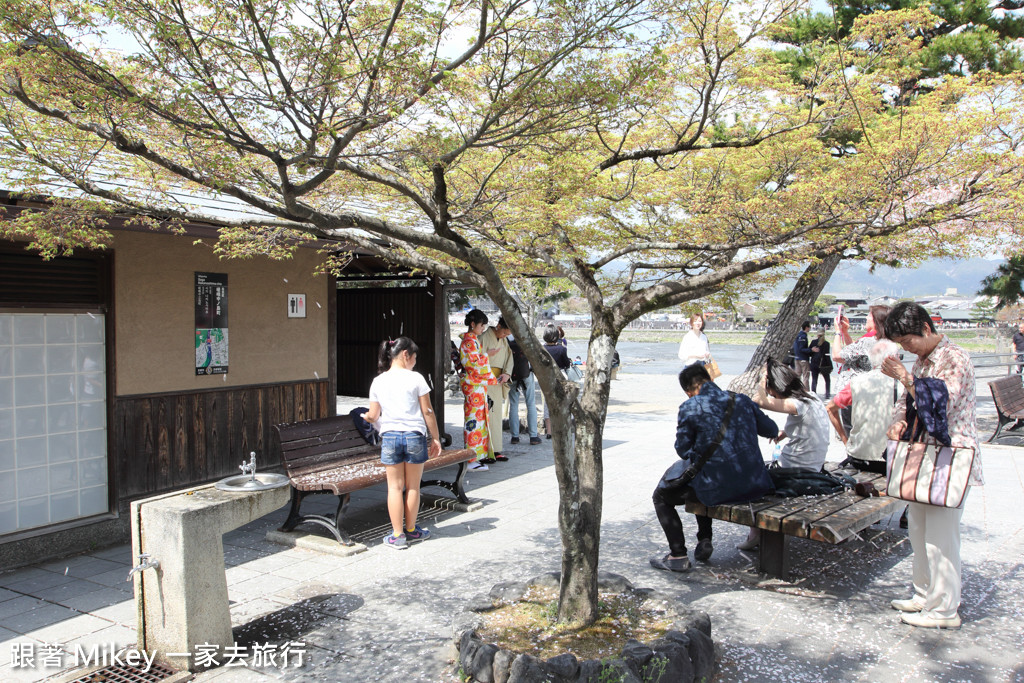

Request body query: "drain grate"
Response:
[348, 496, 452, 545]
[64, 661, 181, 683]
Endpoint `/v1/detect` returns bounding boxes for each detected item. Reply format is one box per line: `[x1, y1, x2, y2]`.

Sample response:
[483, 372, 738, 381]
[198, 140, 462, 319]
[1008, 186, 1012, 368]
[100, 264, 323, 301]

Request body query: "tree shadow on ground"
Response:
[232, 592, 365, 646]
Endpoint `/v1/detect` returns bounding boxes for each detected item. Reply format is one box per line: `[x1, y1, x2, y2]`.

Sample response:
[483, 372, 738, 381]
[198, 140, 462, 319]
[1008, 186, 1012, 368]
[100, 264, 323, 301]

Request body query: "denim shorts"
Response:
[380, 431, 428, 465]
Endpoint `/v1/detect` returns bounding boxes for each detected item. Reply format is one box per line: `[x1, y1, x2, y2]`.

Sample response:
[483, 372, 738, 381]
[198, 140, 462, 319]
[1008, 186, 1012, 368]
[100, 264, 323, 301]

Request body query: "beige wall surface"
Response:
[113, 232, 330, 396]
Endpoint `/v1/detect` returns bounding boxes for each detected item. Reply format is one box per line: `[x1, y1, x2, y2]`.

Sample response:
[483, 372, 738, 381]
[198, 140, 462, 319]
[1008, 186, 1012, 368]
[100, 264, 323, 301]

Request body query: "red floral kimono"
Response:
[459, 332, 497, 461]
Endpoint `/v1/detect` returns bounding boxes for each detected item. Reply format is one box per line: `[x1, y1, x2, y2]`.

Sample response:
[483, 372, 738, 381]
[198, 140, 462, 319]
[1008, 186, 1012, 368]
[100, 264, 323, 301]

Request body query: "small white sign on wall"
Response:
[287, 294, 306, 318]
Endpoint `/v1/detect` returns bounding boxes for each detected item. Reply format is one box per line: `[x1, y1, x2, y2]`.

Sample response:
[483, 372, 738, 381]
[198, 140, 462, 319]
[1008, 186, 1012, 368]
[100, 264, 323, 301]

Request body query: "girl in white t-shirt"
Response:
[364, 337, 442, 550]
[678, 313, 711, 368]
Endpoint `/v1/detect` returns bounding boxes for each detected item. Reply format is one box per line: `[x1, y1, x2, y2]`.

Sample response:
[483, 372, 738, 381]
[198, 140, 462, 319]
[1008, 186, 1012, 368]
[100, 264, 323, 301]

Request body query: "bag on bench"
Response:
[769, 466, 853, 497]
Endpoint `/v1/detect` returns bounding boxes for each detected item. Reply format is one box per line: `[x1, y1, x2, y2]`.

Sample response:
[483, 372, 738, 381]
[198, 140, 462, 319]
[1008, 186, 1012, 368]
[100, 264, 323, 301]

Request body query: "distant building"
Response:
[937, 309, 974, 324]
[829, 294, 869, 308]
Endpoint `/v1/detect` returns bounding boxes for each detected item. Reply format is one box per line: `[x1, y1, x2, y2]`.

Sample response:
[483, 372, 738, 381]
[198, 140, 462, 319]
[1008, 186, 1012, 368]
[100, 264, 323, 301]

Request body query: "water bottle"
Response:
[772, 443, 782, 462]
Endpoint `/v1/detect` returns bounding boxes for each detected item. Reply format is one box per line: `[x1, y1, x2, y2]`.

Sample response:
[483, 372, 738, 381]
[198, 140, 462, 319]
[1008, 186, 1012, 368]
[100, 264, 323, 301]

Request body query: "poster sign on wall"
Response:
[195, 272, 229, 375]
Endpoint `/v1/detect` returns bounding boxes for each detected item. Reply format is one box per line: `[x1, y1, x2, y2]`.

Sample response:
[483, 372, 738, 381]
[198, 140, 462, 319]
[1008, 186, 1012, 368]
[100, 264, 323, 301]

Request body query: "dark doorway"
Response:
[336, 277, 448, 427]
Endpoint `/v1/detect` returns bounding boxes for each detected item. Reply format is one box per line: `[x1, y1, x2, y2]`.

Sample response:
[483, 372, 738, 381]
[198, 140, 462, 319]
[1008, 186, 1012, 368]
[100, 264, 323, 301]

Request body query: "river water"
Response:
[585, 340, 1000, 381]
[607, 341, 754, 377]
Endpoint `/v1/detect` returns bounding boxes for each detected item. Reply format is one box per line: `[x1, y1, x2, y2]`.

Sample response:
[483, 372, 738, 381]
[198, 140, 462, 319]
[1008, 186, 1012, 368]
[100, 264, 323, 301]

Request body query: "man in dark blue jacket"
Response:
[650, 365, 779, 572]
[792, 321, 812, 389]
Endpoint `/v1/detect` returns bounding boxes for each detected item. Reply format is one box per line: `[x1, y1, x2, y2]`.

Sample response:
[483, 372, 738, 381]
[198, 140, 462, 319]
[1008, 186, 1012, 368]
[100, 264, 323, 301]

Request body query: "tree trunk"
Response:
[527, 322, 617, 626]
[728, 254, 842, 396]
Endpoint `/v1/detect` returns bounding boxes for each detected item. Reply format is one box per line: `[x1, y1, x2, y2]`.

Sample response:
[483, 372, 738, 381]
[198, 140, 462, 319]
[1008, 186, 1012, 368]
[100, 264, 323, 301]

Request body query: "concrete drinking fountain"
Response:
[215, 451, 290, 492]
[129, 453, 290, 672]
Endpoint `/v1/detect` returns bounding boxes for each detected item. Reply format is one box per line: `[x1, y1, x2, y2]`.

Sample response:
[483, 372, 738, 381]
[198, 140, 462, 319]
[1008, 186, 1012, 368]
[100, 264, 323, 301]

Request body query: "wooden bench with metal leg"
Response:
[273, 414, 476, 545]
[987, 375, 1024, 442]
[685, 468, 901, 580]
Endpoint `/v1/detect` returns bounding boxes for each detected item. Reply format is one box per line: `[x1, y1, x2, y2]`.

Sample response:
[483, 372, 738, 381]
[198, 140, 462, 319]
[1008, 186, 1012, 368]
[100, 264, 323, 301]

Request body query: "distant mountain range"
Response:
[821, 258, 1003, 298]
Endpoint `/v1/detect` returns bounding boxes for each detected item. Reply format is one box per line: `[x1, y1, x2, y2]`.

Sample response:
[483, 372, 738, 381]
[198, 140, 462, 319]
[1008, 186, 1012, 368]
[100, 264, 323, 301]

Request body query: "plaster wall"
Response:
[113, 231, 329, 395]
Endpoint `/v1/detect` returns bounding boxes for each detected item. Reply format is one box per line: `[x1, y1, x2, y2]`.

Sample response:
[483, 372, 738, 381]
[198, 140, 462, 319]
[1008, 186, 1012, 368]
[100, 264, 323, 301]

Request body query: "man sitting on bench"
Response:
[650, 364, 779, 572]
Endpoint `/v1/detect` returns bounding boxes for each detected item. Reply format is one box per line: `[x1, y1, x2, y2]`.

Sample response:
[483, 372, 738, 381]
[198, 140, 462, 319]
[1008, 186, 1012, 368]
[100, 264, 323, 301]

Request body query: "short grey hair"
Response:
[868, 340, 899, 369]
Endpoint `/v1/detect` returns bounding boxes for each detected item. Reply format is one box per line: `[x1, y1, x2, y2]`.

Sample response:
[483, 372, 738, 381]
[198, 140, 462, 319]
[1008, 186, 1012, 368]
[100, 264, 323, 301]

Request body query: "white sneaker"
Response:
[901, 611, 961, 629]
[737, 529, 760, 551]
[890, 597, 925, 613]
[468, 462, 489, 471]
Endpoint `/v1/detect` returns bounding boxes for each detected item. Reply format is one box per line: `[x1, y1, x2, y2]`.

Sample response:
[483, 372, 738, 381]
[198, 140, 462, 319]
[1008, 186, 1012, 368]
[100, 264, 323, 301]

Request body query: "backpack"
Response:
[508, 339, 532, 382]
[768, 466, 854, 497]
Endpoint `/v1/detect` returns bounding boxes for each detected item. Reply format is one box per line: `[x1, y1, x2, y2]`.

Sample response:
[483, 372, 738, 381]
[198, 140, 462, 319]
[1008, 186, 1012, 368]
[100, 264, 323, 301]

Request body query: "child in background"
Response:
[364, 337, 442, 549]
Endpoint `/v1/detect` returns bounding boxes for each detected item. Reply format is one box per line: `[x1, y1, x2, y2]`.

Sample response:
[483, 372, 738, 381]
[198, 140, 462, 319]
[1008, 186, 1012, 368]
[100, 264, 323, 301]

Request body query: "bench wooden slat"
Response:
[754, 495, 843, 536]
[692, 498, 785, 526]
[778, 471, 891, 537]
[280, 432, 368, 453]
[778, 495, 864, 537]
[1002, 399, 1024, 415]
[276, 415, 358, 439]
[283, 444, 378, 471]
[808, 496, 901, 543]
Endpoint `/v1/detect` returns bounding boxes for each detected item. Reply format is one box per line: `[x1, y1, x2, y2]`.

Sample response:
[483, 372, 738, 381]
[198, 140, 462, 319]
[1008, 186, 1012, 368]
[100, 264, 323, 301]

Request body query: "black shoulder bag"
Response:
[663, 392, 737, 486]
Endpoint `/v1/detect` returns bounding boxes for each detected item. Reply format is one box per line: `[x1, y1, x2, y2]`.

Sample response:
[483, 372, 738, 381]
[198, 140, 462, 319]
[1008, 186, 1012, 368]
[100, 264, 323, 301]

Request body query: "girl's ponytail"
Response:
[377, 336, 420, 374]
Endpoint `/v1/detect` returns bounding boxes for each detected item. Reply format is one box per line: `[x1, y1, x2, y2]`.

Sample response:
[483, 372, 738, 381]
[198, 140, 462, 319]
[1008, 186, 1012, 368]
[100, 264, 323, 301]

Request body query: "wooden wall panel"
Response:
[113, 380, 330, 500]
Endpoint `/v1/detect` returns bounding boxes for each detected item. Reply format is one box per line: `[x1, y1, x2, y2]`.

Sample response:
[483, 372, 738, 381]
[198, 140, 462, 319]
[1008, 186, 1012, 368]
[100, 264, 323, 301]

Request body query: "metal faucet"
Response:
[126, 553, 160, 582]
[239, 451, 257, 482]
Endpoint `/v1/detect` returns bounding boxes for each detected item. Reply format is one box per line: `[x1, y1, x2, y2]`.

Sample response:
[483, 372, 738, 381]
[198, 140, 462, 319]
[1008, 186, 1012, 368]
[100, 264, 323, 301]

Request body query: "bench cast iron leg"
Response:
[420, 462, 471, 504]
[276, 487, 354, 546]
[758, 529, 790, 580]
[987, 414, 1013, 443]
[279, 487, 306, 532]
[451, 462, 469, 503]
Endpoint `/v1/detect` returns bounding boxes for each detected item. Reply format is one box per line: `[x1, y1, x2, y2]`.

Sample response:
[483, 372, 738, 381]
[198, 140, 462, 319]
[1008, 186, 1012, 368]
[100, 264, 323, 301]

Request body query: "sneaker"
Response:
[649, 554, 691, 572]
[900, 611, 961, 629]
[468, 462, 489, 471]
[510, 437, 521, 444]
[694, 538, 714, 563]
[890, 597, 925, 613]
[736, 529, 759, 551]
[530, 437, 542, 445]
[383, 533, 407, 550]
[405, 525, 431, 543]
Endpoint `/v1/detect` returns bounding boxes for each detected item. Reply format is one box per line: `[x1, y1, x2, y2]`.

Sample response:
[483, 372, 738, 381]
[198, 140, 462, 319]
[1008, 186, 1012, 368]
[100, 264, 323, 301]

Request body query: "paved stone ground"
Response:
[1, 371, 1022, 683]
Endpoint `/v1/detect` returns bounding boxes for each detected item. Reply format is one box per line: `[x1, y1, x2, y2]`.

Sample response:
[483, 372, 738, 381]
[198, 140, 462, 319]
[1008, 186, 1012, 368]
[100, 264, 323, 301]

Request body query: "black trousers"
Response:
[652, 480, 712, 558]
[847, 457, 887, 475]
[811, 369, 831, 396]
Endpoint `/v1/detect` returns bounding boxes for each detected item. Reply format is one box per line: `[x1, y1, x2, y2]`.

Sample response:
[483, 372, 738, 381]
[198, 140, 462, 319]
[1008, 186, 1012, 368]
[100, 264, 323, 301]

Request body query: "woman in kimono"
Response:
[459, 309, 498, 471]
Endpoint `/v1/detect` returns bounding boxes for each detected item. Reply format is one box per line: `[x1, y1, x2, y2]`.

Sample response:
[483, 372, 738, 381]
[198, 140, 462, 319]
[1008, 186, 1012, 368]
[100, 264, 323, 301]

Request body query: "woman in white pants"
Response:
[881, 302, 981, 629]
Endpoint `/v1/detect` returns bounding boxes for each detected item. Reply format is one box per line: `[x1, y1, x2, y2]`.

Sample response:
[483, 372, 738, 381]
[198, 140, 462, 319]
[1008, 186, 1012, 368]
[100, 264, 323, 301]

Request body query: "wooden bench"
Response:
[987, 375, 1024, 442]
[272, 414, 476, 545]
[685, 467, 901, 580]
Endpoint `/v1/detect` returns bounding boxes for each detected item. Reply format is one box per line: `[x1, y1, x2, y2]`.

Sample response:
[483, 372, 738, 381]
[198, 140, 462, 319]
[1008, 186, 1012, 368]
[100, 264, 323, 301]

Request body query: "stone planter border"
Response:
[452, 572, 715, 683]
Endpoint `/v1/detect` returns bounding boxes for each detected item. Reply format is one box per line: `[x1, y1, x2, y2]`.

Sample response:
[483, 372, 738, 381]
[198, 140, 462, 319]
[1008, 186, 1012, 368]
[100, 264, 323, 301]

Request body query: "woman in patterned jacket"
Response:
[881, 302, 981, 630]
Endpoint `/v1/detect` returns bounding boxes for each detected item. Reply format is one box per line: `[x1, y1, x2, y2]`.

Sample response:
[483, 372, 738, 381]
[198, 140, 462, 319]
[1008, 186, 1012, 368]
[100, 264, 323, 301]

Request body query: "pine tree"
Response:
[773, 0, 1024, 95]
[979, 256, 1024, 310]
